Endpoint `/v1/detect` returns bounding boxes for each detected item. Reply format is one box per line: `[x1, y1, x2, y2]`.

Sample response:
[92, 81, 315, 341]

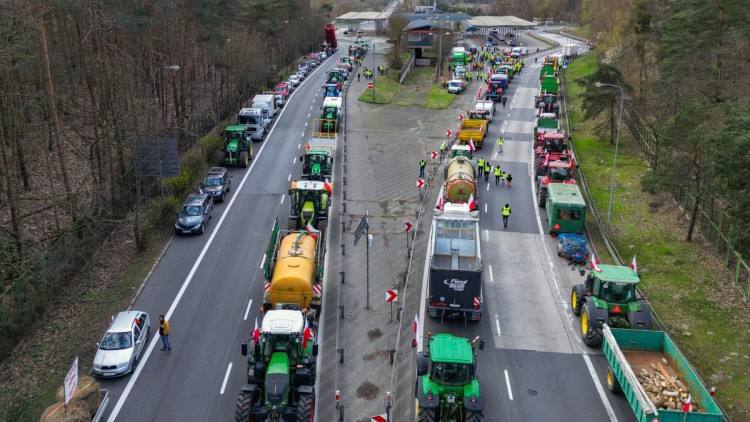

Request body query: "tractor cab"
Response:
[301, 148, 333, 181]
[221, 125, 253, 168]
[416, 333, 484, 421]
[326, 70, 343, 88]
[537, 132, 567, 152]
[571, 264, 653, 347]
[288, 180, 330, 231]
[450, 144, 473, 160]
[320, 97, 342, 129]
[544, 183, 586, 234]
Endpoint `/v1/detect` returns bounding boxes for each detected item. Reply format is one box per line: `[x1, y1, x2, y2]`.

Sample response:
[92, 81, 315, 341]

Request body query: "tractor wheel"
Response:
[581, 302, 603, 347]
[296, 393, 314, 422]
[427, 307, 438, 319]
[288, 216, 299, 231]
[570, 285, 584, 316]
[606, 367, 622, 394]
[234, 391, 252, 422]
[417, 406, 436, 422]
[538, 187, 547, 208]
[466, 410, 484, 422]
[239, 151, 249, 168]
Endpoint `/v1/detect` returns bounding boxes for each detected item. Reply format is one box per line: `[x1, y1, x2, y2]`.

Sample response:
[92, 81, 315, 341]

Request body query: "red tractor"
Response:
[534, 132, 577, 207]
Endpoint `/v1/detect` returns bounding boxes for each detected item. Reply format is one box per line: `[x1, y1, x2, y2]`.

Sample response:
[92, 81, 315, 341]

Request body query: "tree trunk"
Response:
[0, 119, 23, 255]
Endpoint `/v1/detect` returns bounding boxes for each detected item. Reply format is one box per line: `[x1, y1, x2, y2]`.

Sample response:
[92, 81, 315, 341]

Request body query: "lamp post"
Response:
[594, 81, 624, 227]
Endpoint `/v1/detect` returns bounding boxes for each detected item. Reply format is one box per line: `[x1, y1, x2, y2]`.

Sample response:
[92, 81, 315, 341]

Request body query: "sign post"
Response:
[385, 289, 398, 322]
[404, 221, 413, 249]
[64, 356, 78, 411]
[354, 211, 370, 309]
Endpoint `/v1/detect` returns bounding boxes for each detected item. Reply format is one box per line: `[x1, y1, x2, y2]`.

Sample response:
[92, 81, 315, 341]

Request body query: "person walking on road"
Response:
[419, 159, 426, 178]
[501, 203, 512, 229]
[159, 315, 171, 352]
[477, 158, 485, 177]
[497, 136, 504, 153]
[483, 161, 491, 182]
[357, 72, 361, 82]
[506, 173, 513, 188]
[494, 165, 502, 185]
[502, 96, 508, 108]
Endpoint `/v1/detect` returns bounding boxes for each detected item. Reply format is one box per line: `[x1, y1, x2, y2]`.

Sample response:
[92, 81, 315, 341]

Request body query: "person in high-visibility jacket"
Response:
[483, 161, 491, 182]
[440, 141, 447, 156]
[494, 165, 502, 185]
[497, 137, 504, 153]
[477, 158, 485, 177]
[501, 203, 512, 229]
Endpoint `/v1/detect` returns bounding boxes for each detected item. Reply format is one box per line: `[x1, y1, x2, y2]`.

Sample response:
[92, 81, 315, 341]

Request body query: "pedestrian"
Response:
[419, 159, 426, 178]
[502, 96, 507, 107]
[357, 72, 361, 82]
[483, 161, 491, 182]
[494, 165, 502, 185]
[501, 203, 512, 229]
[159, 315, 171, 352]
[477, 158, 485, 177]
[497, 136, 504, 153]
[506, 173, 513, 188]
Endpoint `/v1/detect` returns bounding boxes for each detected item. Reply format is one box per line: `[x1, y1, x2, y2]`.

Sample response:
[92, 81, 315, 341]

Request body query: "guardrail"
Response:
[91, 389, 110, 422]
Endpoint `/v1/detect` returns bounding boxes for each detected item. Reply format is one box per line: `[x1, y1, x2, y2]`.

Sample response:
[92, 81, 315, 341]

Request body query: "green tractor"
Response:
[320, 98, 342, 132]
[571, 264, 653, 347]
[222, 125, 254, 168]
[416, 333, 485, 422]
[288, 180, 330, 232]
[236, 310, 317, 422]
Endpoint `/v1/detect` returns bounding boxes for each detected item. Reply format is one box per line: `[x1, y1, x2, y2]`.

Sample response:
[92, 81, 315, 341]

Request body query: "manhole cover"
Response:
[527, 389, 538, 396]
[357, 381, 379, 400]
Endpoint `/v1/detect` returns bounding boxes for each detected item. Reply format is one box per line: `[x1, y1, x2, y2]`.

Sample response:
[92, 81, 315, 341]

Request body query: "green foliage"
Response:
[199, 134, 223, 162]
[424, 83, 455, 109]
[358, 72, 400, 104]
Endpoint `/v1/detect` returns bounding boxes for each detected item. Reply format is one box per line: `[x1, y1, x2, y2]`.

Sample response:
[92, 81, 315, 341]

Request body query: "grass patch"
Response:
[358, 70, 400, 104]
[424, 83, 456, 109]
[565, 54, 750, 419]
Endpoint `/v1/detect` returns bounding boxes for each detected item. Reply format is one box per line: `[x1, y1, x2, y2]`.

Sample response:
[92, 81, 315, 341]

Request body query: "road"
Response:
[99, 48, 342, 422]
[419, 33, 637, 421]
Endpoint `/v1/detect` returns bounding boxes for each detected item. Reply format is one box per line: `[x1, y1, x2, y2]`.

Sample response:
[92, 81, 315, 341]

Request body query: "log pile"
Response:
[636, 358, 698, 412]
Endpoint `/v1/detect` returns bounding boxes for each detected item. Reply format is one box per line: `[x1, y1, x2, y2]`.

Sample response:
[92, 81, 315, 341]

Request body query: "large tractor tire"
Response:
[296, 393, 314, 422]
[288, 216, 300, 231]
[235, 391, 252, 422]
[239, 151, 249, 168]
[537, 187, 547, 208]
[581, 302, 603, 347]
[606, 367, 622, 394]
[466, 410, 484, 422]
[570, 285, 584, 316]
[417, 406, 436, 422]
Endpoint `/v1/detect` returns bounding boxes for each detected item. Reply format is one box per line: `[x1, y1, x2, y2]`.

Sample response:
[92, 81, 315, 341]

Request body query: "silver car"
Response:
[93, 311, 150, 377]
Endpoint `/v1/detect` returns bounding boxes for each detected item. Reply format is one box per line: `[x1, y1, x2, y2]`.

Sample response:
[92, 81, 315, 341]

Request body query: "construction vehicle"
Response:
[457, 120, 487, 148]
[601, 326, 724, 422]
[262, 220, 325, 314]
[302, 124, 336, 181]
[236, 310, 317, 422]
[571, 264, 652, 347]
[220, 125, 254, 168]
[287, 180, 331, 232]
[442, 155, 477, 204]
[427, 202, 482, 321]
[536, 152, 577, 207]
[324, 23, 337, 52]
[544, 184, 586, 234]
[416, 333, 485, 421]
[237, 108, 271, 141]
[320, 97, 342, 131]
[468, 100, 494, 122]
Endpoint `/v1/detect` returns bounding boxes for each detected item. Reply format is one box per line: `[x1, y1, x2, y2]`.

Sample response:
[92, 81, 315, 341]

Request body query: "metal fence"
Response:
[398, 51, 416, 85]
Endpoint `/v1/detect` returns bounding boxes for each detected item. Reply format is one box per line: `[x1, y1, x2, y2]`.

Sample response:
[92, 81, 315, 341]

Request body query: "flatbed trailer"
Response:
[602, 325, 724, 422]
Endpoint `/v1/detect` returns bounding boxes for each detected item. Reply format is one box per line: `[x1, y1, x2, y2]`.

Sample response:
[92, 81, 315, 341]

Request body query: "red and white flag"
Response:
[468, 140, 476, 152]
[305, 222, 319, 241]
[630, 256, 638, 274]
[412, 313, 419, 348]
[323, 179, 333, 195]
[590, 253, 602, 272]
[252, 317, 261, 344]
[302, 326, 314, 349]
[682, 394, 692, 413]
[468, 194, 477, 211]
[436, 195, 444, 211]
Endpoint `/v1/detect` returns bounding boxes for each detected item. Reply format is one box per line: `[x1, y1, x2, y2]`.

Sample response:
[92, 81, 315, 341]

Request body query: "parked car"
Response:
[174, 192, 213, 235]
[294, 71, 306, 81]
[93, 311, 150, 377]
[200, 167, 231, 202]
[288, 74, 301, 88]
[320, 51, 328, 59]
[447, 79, 465, 94]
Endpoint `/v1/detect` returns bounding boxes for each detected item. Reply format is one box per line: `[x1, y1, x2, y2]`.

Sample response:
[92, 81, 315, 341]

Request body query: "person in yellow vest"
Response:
[497, 136, 504, 153]
[477, 158, 485, 177]
[494, 165, 502, 186]
[501, 203, 511, 229]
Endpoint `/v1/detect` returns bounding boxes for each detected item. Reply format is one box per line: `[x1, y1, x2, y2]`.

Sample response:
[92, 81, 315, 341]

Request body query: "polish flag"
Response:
[412, 313, 419, 348]
[630, 256, 638, 274]
[436, 195, 444, 211]
[305, 222, 319, 241]
[252, 317, 261, 344]
[682, 394, 692, 413]
[302, 326, 314, 349]
[468, 194, 477, 211]
[323, 179, 333, 195]
[468, 140, 476, 152]
[590, 253, 602, 272]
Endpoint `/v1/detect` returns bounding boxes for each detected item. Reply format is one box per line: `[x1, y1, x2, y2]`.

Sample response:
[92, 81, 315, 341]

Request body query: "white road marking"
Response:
[280, 193, 286, 204]
[288, 173, 292, 182]
[483, 229, 489, 242]
[495, 313, 501, 335]
[259, 253, 266, 270]
[484, 203, 488, 214]
[243, 299, 253, 321]
[583, 354, 619, 422]
[488, 265, 494, 282]
[486, 183, 490, 191]
[301, 132, 305, 138]
[106, 49, 332, 421]
[293, 157, 297, 164]
[305, 121, 309, 127]
[219, 362, 233, 395]
[504, 369, 514, 400]
[298, 143, 301, 150]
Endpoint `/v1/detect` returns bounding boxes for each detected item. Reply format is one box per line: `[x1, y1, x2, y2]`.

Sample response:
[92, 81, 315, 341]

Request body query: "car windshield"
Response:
[100, 331, 132, 350]
[431, 362, 471, 385]
[182, 205, 202, 217]
[204, 176, 223, 187]
[600, 282, 635, 303]
[449, 82, 461, 87]
[238, 115, 258, 125]
[549, 167, 571, 180]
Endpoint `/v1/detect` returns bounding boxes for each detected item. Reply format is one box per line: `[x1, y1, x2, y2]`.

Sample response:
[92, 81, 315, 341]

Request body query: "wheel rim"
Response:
[571, 290, 577, 310]
[581, 309, 589, 335]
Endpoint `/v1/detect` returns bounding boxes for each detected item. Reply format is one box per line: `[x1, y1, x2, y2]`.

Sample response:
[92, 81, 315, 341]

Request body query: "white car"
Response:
[93, 311, 150, 377]
[288, 75, 300, 87]
[447, 80, 464, 94]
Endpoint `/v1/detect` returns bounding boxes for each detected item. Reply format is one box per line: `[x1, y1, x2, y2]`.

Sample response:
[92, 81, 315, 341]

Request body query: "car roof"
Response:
[185, 193, 208, 205]
[110, 311, 144, 332]
[208, 167, 227, 175]
[261, 310, 305, 334]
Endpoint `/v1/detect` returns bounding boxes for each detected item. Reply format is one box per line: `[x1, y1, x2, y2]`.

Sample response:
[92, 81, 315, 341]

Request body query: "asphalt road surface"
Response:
[99, 48, 342, 422]
[419, 33, 637, 422]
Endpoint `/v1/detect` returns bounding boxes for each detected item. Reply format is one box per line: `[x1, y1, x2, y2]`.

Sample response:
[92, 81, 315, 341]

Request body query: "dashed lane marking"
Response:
[243, 299, 253, 321]
[219, 362, 233, 395]
[504, 369, 514, 400]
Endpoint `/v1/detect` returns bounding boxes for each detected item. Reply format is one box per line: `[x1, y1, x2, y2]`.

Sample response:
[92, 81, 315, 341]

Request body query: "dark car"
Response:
[200, 167, 231, 202]
[174, 193, 213, 235]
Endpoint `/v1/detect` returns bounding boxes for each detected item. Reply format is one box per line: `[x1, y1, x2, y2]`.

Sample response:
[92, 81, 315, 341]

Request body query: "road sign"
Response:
[371, 416, 387, 422]
[458, 114, 464, 121]
[416, 178, 424, 189]
[385, 290, 398, 302]
[64, 356, 78, 405]
[353, 212, 369, 246]
[445, 129, 453, 137]
[368, 82, 374, 89]
[404, 222, 413, 232]
[430, 151, 438, 160]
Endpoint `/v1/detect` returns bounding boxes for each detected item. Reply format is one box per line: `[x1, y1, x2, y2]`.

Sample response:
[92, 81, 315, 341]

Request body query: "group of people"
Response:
[477, 157, 513, 188]
[360, 67, 374, 81]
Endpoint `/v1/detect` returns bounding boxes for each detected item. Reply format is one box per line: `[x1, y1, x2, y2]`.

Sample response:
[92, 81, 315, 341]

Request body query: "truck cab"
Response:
[237, 108, 270, 141]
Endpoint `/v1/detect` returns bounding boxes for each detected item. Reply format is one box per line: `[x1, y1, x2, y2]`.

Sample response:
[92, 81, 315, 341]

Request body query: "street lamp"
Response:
[594, 81, 624, 227]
